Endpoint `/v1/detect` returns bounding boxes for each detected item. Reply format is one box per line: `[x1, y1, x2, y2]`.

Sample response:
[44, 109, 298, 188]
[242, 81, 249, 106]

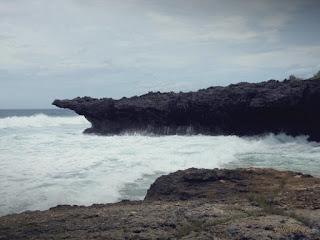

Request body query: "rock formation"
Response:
[53, 78, 320, 141]
[1, 168, 320, 239]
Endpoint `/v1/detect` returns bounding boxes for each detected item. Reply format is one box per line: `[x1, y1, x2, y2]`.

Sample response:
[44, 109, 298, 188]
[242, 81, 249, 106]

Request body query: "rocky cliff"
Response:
[53, 78, 320, 141]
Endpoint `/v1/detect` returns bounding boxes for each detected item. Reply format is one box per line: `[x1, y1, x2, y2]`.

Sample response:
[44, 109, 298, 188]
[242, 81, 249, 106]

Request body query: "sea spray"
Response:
[1, 110, 320, 216]
[0, 114, 89, 129]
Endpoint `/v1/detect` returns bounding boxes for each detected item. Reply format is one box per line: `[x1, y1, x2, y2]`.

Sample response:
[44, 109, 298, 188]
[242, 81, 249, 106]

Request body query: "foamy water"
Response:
[1, 110, 320, 216]
[0, 114, 88, 128]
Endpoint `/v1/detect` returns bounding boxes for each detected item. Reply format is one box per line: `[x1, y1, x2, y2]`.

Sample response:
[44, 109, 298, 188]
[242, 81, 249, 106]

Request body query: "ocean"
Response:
[1, 109, 320, 217]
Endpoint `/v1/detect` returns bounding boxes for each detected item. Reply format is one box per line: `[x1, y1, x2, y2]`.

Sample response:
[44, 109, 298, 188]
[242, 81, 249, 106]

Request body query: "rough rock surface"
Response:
[53, 78, 320, 141]
[1, 168, 320, 239]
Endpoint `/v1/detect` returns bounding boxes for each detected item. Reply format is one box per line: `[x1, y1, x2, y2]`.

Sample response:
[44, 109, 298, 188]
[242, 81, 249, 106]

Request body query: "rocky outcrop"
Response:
[1, 168, 320, 239]
[145, 168, 320, 209]
[53, 78, 320, 141]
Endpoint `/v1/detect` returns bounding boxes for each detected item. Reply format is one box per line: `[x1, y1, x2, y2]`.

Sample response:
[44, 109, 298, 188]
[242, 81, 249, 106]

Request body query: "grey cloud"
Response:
[0, 0, 320, 108]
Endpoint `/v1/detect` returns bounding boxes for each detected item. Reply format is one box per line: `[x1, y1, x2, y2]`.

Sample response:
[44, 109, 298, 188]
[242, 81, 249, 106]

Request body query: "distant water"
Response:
[1, 109, 320, 216]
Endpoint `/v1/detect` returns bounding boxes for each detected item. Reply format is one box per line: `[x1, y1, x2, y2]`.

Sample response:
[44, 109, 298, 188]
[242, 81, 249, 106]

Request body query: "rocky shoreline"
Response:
[53, 78, 320, 141]
[1, 168, 320, 239]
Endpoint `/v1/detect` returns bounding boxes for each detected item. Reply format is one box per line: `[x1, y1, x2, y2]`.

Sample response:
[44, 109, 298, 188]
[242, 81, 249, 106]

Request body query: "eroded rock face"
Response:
[53, 78, 320, 141]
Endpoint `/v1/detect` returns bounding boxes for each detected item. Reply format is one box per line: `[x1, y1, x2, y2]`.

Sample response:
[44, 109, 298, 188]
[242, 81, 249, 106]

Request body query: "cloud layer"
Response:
[0, 0, 319, 108]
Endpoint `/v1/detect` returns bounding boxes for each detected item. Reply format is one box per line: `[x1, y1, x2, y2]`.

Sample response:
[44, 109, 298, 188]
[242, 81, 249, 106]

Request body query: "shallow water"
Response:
[1, 109, 319, 216]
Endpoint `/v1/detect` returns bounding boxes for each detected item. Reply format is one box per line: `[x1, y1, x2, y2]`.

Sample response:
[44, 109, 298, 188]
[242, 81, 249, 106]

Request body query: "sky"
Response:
[0, 0, 320, 108]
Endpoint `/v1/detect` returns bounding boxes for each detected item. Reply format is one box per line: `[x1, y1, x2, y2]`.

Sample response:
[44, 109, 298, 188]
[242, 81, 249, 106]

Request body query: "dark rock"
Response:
[265, 225, 274, 230]
[53, 78, 320, 141]
[183, 169, 219, 182]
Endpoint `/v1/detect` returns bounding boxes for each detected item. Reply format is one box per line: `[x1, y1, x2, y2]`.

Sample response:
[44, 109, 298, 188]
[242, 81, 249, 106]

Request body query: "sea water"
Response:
[1, 109, 320, 216]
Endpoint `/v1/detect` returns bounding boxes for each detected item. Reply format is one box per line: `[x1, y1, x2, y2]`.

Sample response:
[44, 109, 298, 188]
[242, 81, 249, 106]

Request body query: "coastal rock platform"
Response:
[1, 168, 320, 239]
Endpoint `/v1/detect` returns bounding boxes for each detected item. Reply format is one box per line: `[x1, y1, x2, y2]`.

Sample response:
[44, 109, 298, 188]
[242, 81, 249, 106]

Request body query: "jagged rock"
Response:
[53, 78, 320, 141]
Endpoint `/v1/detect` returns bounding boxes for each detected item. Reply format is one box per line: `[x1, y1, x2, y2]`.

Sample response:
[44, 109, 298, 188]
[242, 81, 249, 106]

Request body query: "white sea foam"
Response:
[0, 114, 89, 129]
[1, 115, 320, 217]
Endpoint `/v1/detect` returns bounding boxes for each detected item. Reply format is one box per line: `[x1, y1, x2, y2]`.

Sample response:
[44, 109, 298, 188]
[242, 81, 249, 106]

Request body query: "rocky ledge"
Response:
[1, 168, 320, 239]
[53, 78, 320, 141]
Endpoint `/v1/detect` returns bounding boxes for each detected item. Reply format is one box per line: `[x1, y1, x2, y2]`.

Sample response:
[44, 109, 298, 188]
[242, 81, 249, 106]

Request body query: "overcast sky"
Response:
[1, 0, 320, 108]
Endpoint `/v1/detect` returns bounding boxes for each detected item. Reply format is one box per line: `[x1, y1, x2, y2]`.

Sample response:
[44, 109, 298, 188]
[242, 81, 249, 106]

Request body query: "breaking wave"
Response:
[1, 128, 320, 216]
[0, 114, 89, 129]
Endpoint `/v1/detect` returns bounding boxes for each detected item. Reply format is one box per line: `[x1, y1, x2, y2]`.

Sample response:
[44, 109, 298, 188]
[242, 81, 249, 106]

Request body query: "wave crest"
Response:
[0, 114, 89, 129]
